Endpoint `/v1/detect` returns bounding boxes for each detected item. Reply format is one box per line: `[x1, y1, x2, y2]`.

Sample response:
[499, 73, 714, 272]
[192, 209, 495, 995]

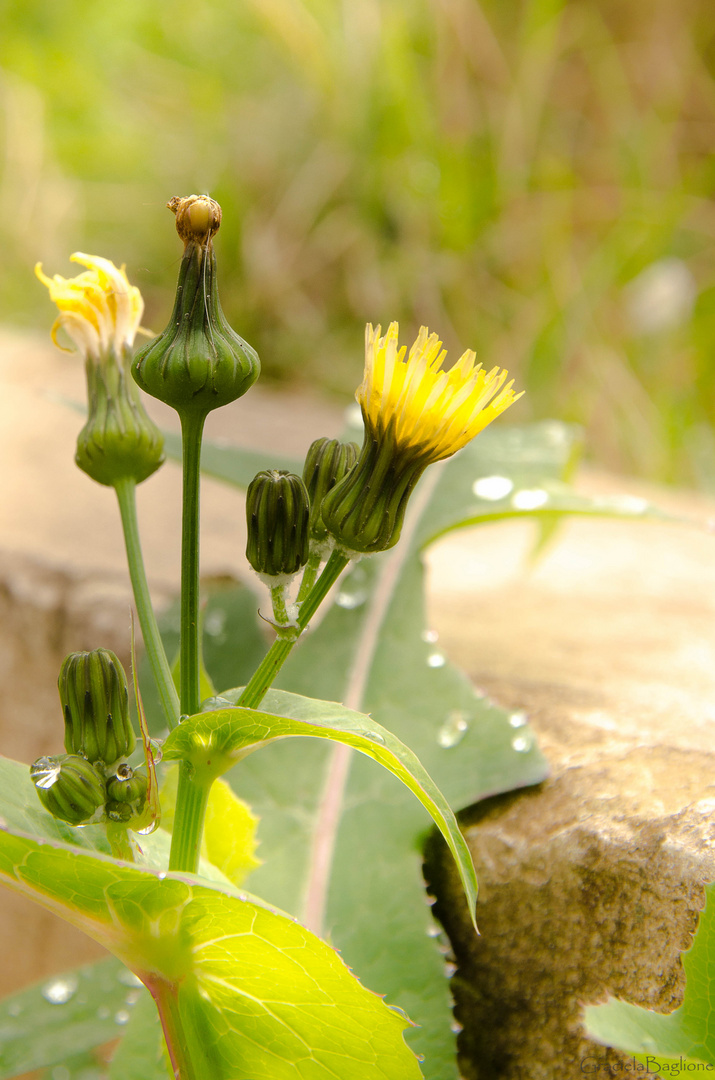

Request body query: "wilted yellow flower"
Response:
[322, 322, 523, 553]
[35, 253, 144, 360]
[359, 322, 522, 462]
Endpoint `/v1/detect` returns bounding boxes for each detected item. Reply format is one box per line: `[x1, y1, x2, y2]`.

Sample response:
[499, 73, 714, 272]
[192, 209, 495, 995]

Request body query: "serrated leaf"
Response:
[0, 957, 137, 1079]
[163, 688, 478, 925]
[0, 825, 423, 1080]
[584, 882, 715, 1065]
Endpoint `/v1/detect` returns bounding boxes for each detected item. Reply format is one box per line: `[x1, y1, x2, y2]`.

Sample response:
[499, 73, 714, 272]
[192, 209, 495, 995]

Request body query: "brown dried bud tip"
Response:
[168, 194, 222, 246]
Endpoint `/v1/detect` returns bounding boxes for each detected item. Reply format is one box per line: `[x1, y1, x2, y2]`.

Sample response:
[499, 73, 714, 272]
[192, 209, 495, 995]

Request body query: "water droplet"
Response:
[437, 711, 470, 748]
[472, 475, 514, 501]
[42, 975, 78, 1005]
[426, 924, 441, 938]
[148, 739, 163, 764]
[421, 629, 439, 644]
[335, 589, 367, 610]
[364, 731, 386, 744]
[640, 1035, 657, 1052]
[117, 968, 143, 988]
[97, 1005, 110, 1020]
[450, 1020, 464, 1034]
[157, 871, 167, 881]
[125, 989, 142, 1005]
[598, 493, 650, 515]
[443, 962, 457, 978]
[509, 711, 528, 728]
[427, 652, 446, 669]
[511, 488, 549, 511]
[114, 1009, 131, 1025]
[7, 1002, 22, 1017]
[511, 732, 534, 753]
[204, 609, 227, 638]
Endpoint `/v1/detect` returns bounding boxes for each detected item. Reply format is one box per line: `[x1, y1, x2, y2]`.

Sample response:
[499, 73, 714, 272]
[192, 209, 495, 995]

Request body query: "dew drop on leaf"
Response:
[511, 488, 549, 510]
[421, 628, 439, 644]
[511, 732, 534, 753]
[364, 731, 386, 744]
[335, 589, 367, 610]
[437, 711, 469, 748]
[41, 975, 78, 1005]
[205, 609, 227, 638]
[426, 924, 441, 938]
[509, 711, 528, 728]
[443, 962, 457, 978]
[450, 1020, 464, 1034]
[426, 652, 446, 668]
[114, 1009, 131, 1025]
[471, 475, 514, 501]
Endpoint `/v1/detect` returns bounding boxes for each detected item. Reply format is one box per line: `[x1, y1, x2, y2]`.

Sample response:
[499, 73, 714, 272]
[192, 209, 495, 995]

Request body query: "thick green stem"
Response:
[239, 550, 350, 709]
[169, 759, 211, 873]
[179, 412, 206, 718]
[151, 976, 199, 1080]
[114, 477, 180, 730]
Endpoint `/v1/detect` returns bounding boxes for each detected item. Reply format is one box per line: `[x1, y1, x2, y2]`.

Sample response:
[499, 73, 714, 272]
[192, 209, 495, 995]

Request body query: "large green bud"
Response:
[105, 764, 148, 824]
[76, 347, 165, 486]
[132, 195, 260, 422]
[246, 470, 310, 580]
[30, 754, 106, 825]
[59, 649, 136, 767]
[302, 437, 359, 545]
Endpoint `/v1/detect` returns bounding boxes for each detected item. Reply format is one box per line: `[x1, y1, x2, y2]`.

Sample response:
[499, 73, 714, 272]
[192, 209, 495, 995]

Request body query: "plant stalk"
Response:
[168, 760, 211, 874]
[114, 477, 180, 729]
[179, 412, 206, 718]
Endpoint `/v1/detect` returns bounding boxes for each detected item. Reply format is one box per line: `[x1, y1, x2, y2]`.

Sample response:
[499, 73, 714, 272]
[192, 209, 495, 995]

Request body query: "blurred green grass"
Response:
[1, 0, 714, 485]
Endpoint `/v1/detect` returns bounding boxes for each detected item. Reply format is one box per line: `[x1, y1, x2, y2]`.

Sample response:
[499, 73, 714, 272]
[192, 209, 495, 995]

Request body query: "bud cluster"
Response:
[30, 649, 148, 830]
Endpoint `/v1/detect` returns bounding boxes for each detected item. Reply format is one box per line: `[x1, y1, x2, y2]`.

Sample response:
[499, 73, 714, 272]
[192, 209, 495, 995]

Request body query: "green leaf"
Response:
[163, 688, 478, 926]
[583, 881, 715, 1065]
[0, 825, 423, 1080]
[0, 957, 140, 1079]
[108, 990, 172, 1080]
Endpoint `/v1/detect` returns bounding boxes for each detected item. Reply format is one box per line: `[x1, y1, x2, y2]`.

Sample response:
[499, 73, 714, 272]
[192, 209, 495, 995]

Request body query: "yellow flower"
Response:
[358, 322, 523, 463]
[322, 322, 523, 554]
[35, 253, 145, 360]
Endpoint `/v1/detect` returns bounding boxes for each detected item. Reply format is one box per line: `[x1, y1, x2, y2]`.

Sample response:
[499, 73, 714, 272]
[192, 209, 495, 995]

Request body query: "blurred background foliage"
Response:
[1, 0, 714, 485]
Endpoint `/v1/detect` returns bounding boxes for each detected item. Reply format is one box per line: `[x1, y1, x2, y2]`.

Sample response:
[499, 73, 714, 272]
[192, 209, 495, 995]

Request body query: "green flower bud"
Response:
[302, 437, 359, 544]
[59, 649, 136, 767]
[132, 195, 260, 421]
[30, 754, 106, 825]
[246, 470, 310, 579]
[321, 427, 426, 553]
[105, 764, 148, 823]
[76, 348, 165, 486]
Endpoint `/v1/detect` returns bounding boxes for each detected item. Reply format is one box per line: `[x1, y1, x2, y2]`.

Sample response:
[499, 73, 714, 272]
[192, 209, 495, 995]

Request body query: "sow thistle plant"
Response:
[0, 193, 599, 1079]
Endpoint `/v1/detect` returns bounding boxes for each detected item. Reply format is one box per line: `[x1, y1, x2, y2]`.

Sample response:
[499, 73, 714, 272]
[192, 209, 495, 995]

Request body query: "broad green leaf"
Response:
[163, 688, 478, 925]
[583, 882, 715, 1066]
[108, 990, 172, 1080]
[0, 826, 423, 1080]
[0, 957, 140, 1079]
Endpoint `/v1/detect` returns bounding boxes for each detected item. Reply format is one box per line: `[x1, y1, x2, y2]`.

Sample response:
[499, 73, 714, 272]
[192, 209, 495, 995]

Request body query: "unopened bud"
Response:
[59, 649, 136, 767]
[105, 764, 148, 824]
[132, 195, 260, 421]
[302, 437, 359, 544]
[30, 754, 106, 825]
[246, 470, 310, 579]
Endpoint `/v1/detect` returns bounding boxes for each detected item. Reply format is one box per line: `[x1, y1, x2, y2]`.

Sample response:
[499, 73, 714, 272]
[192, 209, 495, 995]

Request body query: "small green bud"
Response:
[76, 348, 165, 486]
[30, 754, 106, 825]
[59, 649, 136, 767]
[105, 764, 148, 823]
[132, 195, 260, 421]
[246, 470, 310, 579]
[321, 430, 426, 553]
[302, 437, 359, 544]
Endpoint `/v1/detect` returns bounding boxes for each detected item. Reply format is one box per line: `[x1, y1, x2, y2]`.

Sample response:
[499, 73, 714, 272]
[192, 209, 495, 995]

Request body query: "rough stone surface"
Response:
[424, 481, 715, 1078]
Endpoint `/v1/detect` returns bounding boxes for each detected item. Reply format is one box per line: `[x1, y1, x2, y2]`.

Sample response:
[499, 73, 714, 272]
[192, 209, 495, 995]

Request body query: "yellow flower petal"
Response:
[358, 322, 523, 464]
[35, 253, 144, 359]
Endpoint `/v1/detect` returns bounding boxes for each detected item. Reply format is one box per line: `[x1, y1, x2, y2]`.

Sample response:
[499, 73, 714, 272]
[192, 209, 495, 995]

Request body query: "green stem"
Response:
[179, 412, 206, 718]
[151, 976, 199, 1080]
[114, 477, 180, 730]
[270, 583, 292, 627]
[169, 759, 211, 873]
[106, 821, 138, 862]
[239, 550, 350, 709]
[296, 549, 323, 602]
